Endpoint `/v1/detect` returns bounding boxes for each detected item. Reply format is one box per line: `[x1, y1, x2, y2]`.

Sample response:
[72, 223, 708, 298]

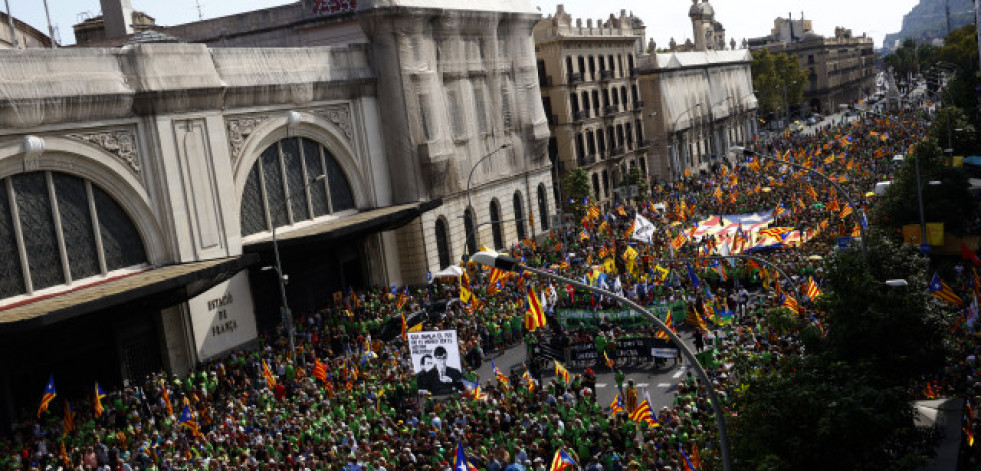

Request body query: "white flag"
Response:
[631, 214, 656, 244]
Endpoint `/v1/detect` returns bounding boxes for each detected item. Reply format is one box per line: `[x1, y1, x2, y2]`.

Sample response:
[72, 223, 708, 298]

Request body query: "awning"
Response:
[0, 255, 258, 332]
[244, 199, 442, 251]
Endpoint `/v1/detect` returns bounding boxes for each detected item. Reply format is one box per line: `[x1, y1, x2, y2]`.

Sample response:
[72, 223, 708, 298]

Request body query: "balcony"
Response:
[638, 139, 654, 149]
[630, 67, 640, 77]
[611, 147, 626, 157]
[577, 154, 597, 166]
[603, 105, 619, 116]
[573, 110, 589, 122]
[600, 69, 614, 81]
[632, 100, 644, 110]
[567, 72, 583, 85]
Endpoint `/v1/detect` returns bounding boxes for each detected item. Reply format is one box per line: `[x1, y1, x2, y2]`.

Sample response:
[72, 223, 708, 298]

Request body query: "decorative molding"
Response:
[225, 115, 272, 165]
[311, 105, 354, 142]
[66, 129, 140, 174]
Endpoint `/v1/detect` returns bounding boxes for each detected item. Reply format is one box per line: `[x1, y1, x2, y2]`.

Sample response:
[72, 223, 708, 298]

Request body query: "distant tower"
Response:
[689, 0, 716, 51]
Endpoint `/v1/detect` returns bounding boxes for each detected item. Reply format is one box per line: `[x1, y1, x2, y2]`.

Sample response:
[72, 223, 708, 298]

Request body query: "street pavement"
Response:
[472, 326, 709, 414]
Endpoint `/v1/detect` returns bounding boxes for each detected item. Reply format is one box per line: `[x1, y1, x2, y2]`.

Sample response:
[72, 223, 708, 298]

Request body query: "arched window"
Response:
[512, 192, 526, 241]
[489, 199, 504, 249]
[537, 184, 549, 231]
[0, 171, 146, 298]
[435, 217, 451, 269]
[240, 137, 355, 237]
[464, 208, 477, 256]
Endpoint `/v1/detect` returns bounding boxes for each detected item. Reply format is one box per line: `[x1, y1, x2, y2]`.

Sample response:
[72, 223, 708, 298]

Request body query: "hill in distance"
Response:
[883, 0, 975, 48]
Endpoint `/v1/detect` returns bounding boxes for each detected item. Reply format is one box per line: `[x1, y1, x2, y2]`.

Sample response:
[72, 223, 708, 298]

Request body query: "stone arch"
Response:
[434, 215, 452, 270]
[232, 110, 370, 210]
[0, 136, 167, 265]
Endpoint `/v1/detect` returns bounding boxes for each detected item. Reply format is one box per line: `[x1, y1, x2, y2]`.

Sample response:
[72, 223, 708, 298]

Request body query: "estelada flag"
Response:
[549, 449, 578, 471]
[37, 375, 56, 418]
[930, 273, 964, 306]
[160, 380, 173, 416]
[93, 382, 106, 417]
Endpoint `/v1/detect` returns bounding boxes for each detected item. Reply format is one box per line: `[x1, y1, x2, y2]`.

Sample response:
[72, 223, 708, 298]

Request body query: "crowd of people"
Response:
[3, 104, 978, 470]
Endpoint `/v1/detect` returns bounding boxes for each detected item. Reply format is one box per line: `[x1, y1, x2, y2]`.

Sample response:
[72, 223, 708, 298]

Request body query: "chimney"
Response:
[100, 0, 134, 38]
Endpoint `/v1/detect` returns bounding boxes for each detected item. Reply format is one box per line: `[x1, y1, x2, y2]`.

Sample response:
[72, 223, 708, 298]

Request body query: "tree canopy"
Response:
[751, 50, 809, 120]
[561, 168, 592, 219]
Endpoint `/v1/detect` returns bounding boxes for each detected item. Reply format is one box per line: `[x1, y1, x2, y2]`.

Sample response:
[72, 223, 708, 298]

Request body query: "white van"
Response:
[874, 181, 892, 196]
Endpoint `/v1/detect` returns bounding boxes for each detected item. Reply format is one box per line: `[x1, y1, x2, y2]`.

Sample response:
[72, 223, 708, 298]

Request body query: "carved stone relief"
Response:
[225, 115, 272, 166]
[67, 129, 140, 174]
[311, 105, 354, 142]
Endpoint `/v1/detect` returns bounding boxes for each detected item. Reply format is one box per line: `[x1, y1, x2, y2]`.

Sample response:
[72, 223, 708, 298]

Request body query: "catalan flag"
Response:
[262, 359, 277, 389]
[779, 292, 800, 314]
[579, 229, 589, 242]
[94, 382, 106, 417]
[160, 380, 173, 416]
[604, 351, 616, 368]
[628, 399, 658, 428]
[396, 286, 409, 310]
[804, 277, 823, 300]
[492, 359, 508, 384]
[526, 286, 547, 331]
[63, 401, 76, 434]
[680, 447, 698, 471]
[656, 311, 674, 340]
[622, 245, 638, 262]
[839, 203, 853, 219]
[347, 287, 361, 308]
[37, 375, 56, 418]
[487, 268, 504, 295]
[610, 394, 624, 416]
[554, 360, 570, 384]
[522, 364, 536, 393]
[312, 358, 328, 382]
[930, 273, 964, 306]
[461, 379, 486, 401]
[549, 449, 578, 471]
[178, 405, 204, 439]
[400, 313, 408, 340]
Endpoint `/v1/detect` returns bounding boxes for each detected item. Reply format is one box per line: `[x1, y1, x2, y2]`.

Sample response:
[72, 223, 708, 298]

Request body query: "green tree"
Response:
[936, 25, 979, 117]
[731, 235, 949, 469]
[561, 168, 592, 219]
[873, 139, 978, 236]
[751, 50, 809, 119]
[884, 40, 938, 92]
[928, 105, 976, 155]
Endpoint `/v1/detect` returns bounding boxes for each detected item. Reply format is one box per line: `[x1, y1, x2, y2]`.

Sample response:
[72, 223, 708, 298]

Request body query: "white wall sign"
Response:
[407, 330, 464, 395]
[188, 271, 258, 361]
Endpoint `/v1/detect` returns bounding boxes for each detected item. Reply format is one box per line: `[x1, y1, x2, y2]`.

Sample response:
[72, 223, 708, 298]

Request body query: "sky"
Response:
[8, 0, 924, 48]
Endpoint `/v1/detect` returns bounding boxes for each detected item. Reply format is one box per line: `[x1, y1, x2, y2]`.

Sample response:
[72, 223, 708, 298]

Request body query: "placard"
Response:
[188, 271, 258, 361]
[407, 330, 463, 395]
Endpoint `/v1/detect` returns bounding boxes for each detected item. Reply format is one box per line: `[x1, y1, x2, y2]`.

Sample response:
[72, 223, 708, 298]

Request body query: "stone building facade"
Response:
[0, 0, 551, 427]
[637, 50, 758, 180]
[534, 5, 649, 206]
[0, 10, 52, 49]
[750, 18, 877, 114]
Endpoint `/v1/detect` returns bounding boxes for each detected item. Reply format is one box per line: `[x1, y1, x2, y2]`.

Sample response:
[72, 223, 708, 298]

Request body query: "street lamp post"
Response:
[464, 143, 511, 256]
[732, 146, 870, 264]
[267, 173, 326, 367]
[672, 103, 702, 178]
[470, 251, 734, 471]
